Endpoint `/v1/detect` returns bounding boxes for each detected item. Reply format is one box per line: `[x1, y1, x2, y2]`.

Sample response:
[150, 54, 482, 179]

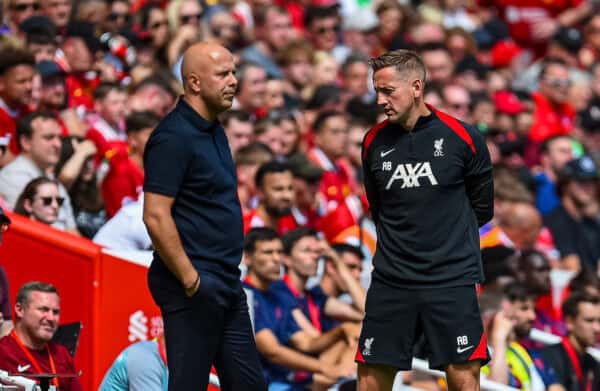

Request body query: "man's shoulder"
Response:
[48, 341, 75, 361]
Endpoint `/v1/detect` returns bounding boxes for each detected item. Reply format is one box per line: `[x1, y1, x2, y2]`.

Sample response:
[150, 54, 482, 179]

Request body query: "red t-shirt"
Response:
[480, 0, 583, 49]
[0, 334, 83, 391]
[101, 143, 144, 217]
[529, 92, 575, 143]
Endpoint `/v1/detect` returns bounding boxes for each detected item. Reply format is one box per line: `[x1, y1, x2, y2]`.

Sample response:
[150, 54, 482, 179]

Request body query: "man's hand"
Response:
[491, 310, 514, 344]
[340, 322, 361, 346]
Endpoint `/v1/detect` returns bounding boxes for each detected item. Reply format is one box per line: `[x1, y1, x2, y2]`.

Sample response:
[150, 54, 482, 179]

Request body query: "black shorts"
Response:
[355, 279, 490, 370]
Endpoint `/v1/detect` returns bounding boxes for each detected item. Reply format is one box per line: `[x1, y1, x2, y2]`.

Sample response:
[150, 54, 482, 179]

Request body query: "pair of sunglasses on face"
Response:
[36, 196, 65, 207]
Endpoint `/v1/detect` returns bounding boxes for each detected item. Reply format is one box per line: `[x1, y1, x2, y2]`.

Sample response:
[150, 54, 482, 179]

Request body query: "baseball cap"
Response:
[19, 15, 56, 37]
[36, 61, 66, 80]
[287, 153, 323, 183]
[552, 27, 583, 54]
[493, 90, 525, 115]
[342, 9, 378, 32]
[562, 156, 600, 181]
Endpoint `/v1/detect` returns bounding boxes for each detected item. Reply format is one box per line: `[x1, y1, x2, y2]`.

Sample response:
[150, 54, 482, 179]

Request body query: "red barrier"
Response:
[0, 211, 220, 390]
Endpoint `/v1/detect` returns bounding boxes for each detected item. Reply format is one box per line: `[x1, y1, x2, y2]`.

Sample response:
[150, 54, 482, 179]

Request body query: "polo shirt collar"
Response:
[177, 96, 221, 133]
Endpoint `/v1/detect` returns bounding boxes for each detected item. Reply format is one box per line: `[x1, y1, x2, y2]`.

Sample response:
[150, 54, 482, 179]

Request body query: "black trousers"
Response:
[152, 271, 267, 391]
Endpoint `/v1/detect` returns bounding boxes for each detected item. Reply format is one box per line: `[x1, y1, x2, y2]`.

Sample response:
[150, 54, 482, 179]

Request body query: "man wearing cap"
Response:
[20, 15, 58, 63]
[544, 156, 600, 271]
[36, 61, 67, 113]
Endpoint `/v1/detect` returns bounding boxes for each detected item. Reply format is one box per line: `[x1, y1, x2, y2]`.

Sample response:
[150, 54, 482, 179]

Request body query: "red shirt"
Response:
[480, 0, 582, 49]
[307, 148, 356, 213]
[243, 209, 298, 235]
[0, 334, 83, 391]
[0, 99, 30, 155]
[529, 92, 575, 143]
[101, 143, 144, 217]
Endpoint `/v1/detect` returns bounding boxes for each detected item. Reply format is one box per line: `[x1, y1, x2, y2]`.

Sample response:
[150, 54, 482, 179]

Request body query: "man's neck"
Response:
[256, 204, 279, 230]
[396, 101, 430, 131]
[542, 167, 557, 183]
[567, 334, 585, 354]
[255, 41, 272, 58]
[287, 271, 307, 294]
[184, 95, 217, 122]
[15, 324, 46, 351]
[21, 154, 51, 175]
[247, 272, 271, 291]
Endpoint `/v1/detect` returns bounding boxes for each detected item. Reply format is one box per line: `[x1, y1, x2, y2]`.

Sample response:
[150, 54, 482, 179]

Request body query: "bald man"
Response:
[498, 202, 542, 250]
[143, 43, 267, 391]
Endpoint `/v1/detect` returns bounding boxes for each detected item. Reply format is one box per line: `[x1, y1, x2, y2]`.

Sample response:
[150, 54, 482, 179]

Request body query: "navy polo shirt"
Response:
[144, 97, 243, 292]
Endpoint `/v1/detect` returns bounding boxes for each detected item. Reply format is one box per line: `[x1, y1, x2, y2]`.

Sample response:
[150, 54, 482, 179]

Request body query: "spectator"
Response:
[35, 61, 67, 113]
[234, 142, 274, 211]
[0, 208, 12, 338]
[234, 62, 268, 117]
[0, 281, 83, 391]
[103, 0, 130, 34]
[544, 156, 600, 271]
[484, 283, 562, 390]
[21, 16, 57, 63]
[101, 111, 160, 217]
[541, 292, 600, 391]
[0, 47, 36, 166]
[272, 227, 364, 333]
[320, 243, 365, 312]
[481, 201, 542, 251]
[304, 6, 340, 53]
[127, 74, 177, 117]
[264, 78, 286, 113]
[344, 119, 368, 185]
[529, 59, 575, 144]
[340, 54, 371, 100]
[222, 110, 254, 157]
[288, 152, 323, 229]
[241, 5, 292, 79]
[0, 112, 78, 233]
[136, 2, 170, 66]
[86, 82, 128, 157]
[254, 118, 285, 156]
[99, 334, 167, 390]
[13, 177, 62, 226]
[39, 0, 71, 31]
[276, 110, 302, 157]
[278, 39, 314, 106]
[536, 135, 574, 215]
[242, 228, 351, 389]
[243, 160, 296, 234]
[419, 43, 455, 85]
[59, 140, 105, 238]
[308, 111, 354, 212]
[3, 0, 41, 34]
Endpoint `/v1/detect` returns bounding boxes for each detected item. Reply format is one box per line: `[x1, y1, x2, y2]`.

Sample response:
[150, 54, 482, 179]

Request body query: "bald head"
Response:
[179, 41, 238, 120]
[181, 42, 235, 92]
[501, 202, 542, 249]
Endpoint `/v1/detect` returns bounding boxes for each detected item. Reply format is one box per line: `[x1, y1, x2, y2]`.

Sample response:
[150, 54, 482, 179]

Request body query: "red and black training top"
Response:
[362, 105, 493, 289]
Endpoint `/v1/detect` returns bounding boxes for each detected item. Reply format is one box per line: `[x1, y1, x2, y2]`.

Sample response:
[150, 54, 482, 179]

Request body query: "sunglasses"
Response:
[12, 2, 40, 11]
[543, 77, 571, 88]
[149, 20, 168, 30]
[180, 12, 202, 24]
[316, 24, 340, 34]
[37, 196, 65, 207]
[108, 12, 130, 22]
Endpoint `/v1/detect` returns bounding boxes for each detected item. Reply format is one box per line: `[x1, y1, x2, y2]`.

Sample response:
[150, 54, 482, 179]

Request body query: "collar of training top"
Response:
[176, 96, 221, 133]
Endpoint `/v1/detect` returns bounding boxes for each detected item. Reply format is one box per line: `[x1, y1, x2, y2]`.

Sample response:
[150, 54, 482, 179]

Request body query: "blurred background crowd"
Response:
[2, 0, 600, 389]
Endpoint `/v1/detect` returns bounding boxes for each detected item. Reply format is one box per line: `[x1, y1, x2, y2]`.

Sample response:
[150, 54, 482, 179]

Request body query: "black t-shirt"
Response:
[362, 107, 493, 288]
[144, 97, 243, 302]
[542, 342, 600, 391]
[544, 206, 600, 270]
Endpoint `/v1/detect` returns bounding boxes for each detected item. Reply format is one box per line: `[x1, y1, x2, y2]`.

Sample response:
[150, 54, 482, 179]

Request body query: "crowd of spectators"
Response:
[2, 0, 600, 389]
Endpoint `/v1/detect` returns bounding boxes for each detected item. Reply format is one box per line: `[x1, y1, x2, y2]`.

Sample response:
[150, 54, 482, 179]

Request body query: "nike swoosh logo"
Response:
[456, 345, 474, 354]
[380, 148, 395, 158]
[17, 364, 31, 372]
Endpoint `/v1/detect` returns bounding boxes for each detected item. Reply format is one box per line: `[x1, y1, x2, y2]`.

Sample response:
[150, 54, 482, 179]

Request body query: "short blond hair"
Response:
[369, 50, 426, 82]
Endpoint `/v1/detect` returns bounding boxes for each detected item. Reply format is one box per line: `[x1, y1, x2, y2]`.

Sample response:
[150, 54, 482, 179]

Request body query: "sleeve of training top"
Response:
[464, 126, 493, 227]
[361, 135, 380, 225]
[143, 130, 192, 197]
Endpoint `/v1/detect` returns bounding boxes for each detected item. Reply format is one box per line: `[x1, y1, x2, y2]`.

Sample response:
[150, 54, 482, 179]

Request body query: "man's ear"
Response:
[187, 73, 202, 94]
[412, 79, 424, 99]
[14, 302, 25, 320]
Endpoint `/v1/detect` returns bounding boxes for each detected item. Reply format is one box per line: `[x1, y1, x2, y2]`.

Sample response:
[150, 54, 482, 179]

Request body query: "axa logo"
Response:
[385, 162, 438, 189]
